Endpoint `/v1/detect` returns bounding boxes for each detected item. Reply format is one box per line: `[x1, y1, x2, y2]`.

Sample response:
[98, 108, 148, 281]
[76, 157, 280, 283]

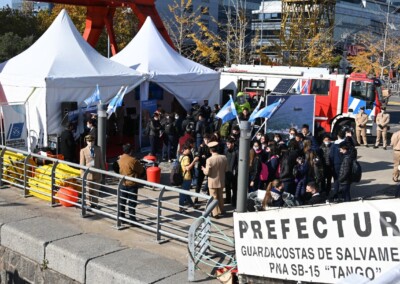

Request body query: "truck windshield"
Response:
[351, 81, 375, 102]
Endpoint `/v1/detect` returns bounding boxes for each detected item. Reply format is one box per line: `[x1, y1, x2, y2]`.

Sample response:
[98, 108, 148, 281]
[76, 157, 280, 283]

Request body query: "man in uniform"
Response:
[201, 141, 227, 218]
[374, 107, 390, 150]
[355, 106, 369, 147]
[80, 135, 105, 208]
[390, 129, 400, 182]
[118, 143, 144, 223]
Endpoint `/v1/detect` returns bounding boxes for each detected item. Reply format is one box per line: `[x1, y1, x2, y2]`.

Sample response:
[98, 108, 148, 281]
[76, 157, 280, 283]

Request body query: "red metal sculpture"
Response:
[29, 0, 173, 55]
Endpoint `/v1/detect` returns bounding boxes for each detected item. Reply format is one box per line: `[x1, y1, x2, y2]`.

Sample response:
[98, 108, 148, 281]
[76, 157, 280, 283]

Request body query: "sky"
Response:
[0, 0, 12, 8]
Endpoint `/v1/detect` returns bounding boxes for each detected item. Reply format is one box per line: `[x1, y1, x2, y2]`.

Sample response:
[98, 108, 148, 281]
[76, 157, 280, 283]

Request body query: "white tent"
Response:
[111, 17, 220, 110]
[0, 9, 145, 148]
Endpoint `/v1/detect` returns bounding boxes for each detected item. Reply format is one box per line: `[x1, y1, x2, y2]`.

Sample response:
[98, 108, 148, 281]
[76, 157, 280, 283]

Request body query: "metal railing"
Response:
[0, 146, 228, 274]
[0, 146, 238, 281]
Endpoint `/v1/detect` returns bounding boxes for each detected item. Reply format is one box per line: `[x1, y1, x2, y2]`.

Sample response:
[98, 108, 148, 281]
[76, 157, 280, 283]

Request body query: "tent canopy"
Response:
[111, 17, 220, 109]
[0, 9, 145, 147]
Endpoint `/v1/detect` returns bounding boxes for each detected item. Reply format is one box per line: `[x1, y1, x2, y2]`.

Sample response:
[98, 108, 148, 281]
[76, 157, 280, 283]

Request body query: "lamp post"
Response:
[259, 1, 264, 65]
[381, 0, 391, 79]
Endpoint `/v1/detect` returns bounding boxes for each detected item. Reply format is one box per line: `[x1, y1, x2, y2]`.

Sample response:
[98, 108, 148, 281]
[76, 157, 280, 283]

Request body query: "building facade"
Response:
[252, 0, 400, 63]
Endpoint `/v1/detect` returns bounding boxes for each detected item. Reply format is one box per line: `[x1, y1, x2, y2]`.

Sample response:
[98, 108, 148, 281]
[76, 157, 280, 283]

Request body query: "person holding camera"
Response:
[374, 107, 390, 150]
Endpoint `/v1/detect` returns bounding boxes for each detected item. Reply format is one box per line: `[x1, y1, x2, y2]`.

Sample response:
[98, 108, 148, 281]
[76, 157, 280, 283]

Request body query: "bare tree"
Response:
[163, 0, 202, 59]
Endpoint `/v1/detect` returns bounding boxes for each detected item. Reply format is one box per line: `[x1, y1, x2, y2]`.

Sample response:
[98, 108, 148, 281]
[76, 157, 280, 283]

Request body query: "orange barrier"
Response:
[57, 187, 79, 207]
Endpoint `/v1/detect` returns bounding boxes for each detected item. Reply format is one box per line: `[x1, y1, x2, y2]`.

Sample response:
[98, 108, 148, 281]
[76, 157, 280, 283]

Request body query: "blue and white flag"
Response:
[84, 84, 101, 106]
[248, 99, 284, 122]
[107, 86, 127, 118]
[248, 99, 263, 123]
[216, 95, 237, 124]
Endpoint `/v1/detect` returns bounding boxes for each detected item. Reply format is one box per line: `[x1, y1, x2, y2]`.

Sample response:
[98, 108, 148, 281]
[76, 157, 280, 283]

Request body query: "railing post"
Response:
[81, 168, 90, 217]
[187, 218, 204, 282]
[156, 187, 166, 243]
[116, 177, 125, 229]
[23, 154, 31, 198]
[50, 160, 59, 206]
[0, 147, 6, 186]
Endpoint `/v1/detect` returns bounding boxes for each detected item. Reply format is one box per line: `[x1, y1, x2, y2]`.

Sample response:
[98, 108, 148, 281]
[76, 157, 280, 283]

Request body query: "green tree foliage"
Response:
[0, 32, 35, 62]
[0, 6, 39, 62]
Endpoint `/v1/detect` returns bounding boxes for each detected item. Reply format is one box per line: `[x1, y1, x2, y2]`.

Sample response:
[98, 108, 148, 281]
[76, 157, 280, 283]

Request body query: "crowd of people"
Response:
[144, 100, 369, 218]
[61, 99, 395, 220]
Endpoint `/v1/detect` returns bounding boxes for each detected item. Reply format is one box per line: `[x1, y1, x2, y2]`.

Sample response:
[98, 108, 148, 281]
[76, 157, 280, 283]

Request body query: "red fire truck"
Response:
[220, 65, 386, 136]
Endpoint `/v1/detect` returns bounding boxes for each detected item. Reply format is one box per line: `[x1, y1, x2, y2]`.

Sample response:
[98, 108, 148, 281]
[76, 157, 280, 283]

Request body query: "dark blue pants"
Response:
[120, 185, 138, 221]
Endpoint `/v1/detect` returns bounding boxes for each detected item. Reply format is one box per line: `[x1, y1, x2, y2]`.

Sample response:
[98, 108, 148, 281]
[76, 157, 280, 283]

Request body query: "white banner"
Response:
[1, 104, 27, 148]
[234, 199, 400, 283]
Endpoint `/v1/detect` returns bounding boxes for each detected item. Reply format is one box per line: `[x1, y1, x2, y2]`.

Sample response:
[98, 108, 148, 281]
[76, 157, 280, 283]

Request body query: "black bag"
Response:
[170, 158, 184, 186]
[351, 160, 362, 183]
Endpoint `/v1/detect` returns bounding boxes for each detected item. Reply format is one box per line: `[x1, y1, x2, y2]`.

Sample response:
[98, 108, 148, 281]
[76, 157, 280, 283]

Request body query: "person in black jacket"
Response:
[278, 144, 298, 195]
[149, 113, 162, 157]
[249, 140, 263, 192]
[319, 134, 332, 194]
[338, 141, 353, 202]
[225, 138, 238, 207]
[195, 114, 206, 151]
[60, 123, 76, 162]
[305, 181, 326, 205]
[195, 134, 211, 203]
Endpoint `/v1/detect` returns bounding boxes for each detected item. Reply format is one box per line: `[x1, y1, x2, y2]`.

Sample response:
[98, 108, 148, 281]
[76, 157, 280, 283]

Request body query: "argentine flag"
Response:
[107, 86, 127, 118]
[248, 99, 283, 122]
[248, 99, 263, 122]
[84, 84, 101, 106]
[216, 96, 237, 124]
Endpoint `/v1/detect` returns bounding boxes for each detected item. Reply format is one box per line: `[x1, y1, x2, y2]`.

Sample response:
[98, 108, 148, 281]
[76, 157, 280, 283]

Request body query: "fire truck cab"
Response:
[220, 65, 385, 137]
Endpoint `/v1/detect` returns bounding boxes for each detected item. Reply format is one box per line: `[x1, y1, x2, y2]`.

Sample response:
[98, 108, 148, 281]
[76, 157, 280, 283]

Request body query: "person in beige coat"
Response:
[374, 107, 390, 150]
[390, 130, 400, 182]
[355, 107, 369, 147]
[202, 141, 228, 218]
[80, 135, 105, 208]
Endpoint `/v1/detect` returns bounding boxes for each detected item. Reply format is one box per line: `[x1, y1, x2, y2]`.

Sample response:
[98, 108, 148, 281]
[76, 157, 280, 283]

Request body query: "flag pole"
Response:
[252, 120, 266, 140]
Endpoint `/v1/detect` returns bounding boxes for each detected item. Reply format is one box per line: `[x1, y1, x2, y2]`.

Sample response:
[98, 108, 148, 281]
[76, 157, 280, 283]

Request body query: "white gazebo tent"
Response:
[111, 16, 220, 110]
[0, 9, 145, 149]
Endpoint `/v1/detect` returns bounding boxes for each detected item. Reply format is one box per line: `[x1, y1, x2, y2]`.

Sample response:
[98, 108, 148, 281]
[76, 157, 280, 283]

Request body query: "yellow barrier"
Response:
[27, 163, 81, 202]
[3, 151, 36, 184]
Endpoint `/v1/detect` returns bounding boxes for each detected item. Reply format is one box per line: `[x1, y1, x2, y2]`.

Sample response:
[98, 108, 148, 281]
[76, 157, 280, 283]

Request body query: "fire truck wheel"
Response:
[332, 119, 356, 140]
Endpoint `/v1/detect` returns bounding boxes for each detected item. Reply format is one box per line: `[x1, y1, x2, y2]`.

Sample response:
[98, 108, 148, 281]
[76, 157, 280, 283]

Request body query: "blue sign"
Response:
[7, 122, 24, 140]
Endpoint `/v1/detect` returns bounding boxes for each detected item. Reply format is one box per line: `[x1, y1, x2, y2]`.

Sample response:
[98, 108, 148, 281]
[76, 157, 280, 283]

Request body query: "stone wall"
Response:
[0, 245, 79, 284]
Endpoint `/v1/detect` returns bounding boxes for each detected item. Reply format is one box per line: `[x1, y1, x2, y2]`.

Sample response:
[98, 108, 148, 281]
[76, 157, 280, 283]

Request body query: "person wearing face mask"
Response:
[253, 130, 264, 142]
[374, 107, 390, 150]
[318, 134, 333, 194]
[173, 112, 183, 137]
[80, 135, 105, 209]
[287, 128, 297, 143]
[355, 106, 369, 147]
[86, 118, 97, 145]
[149, 112, 162, 157]
[249, 141, 263, 192]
